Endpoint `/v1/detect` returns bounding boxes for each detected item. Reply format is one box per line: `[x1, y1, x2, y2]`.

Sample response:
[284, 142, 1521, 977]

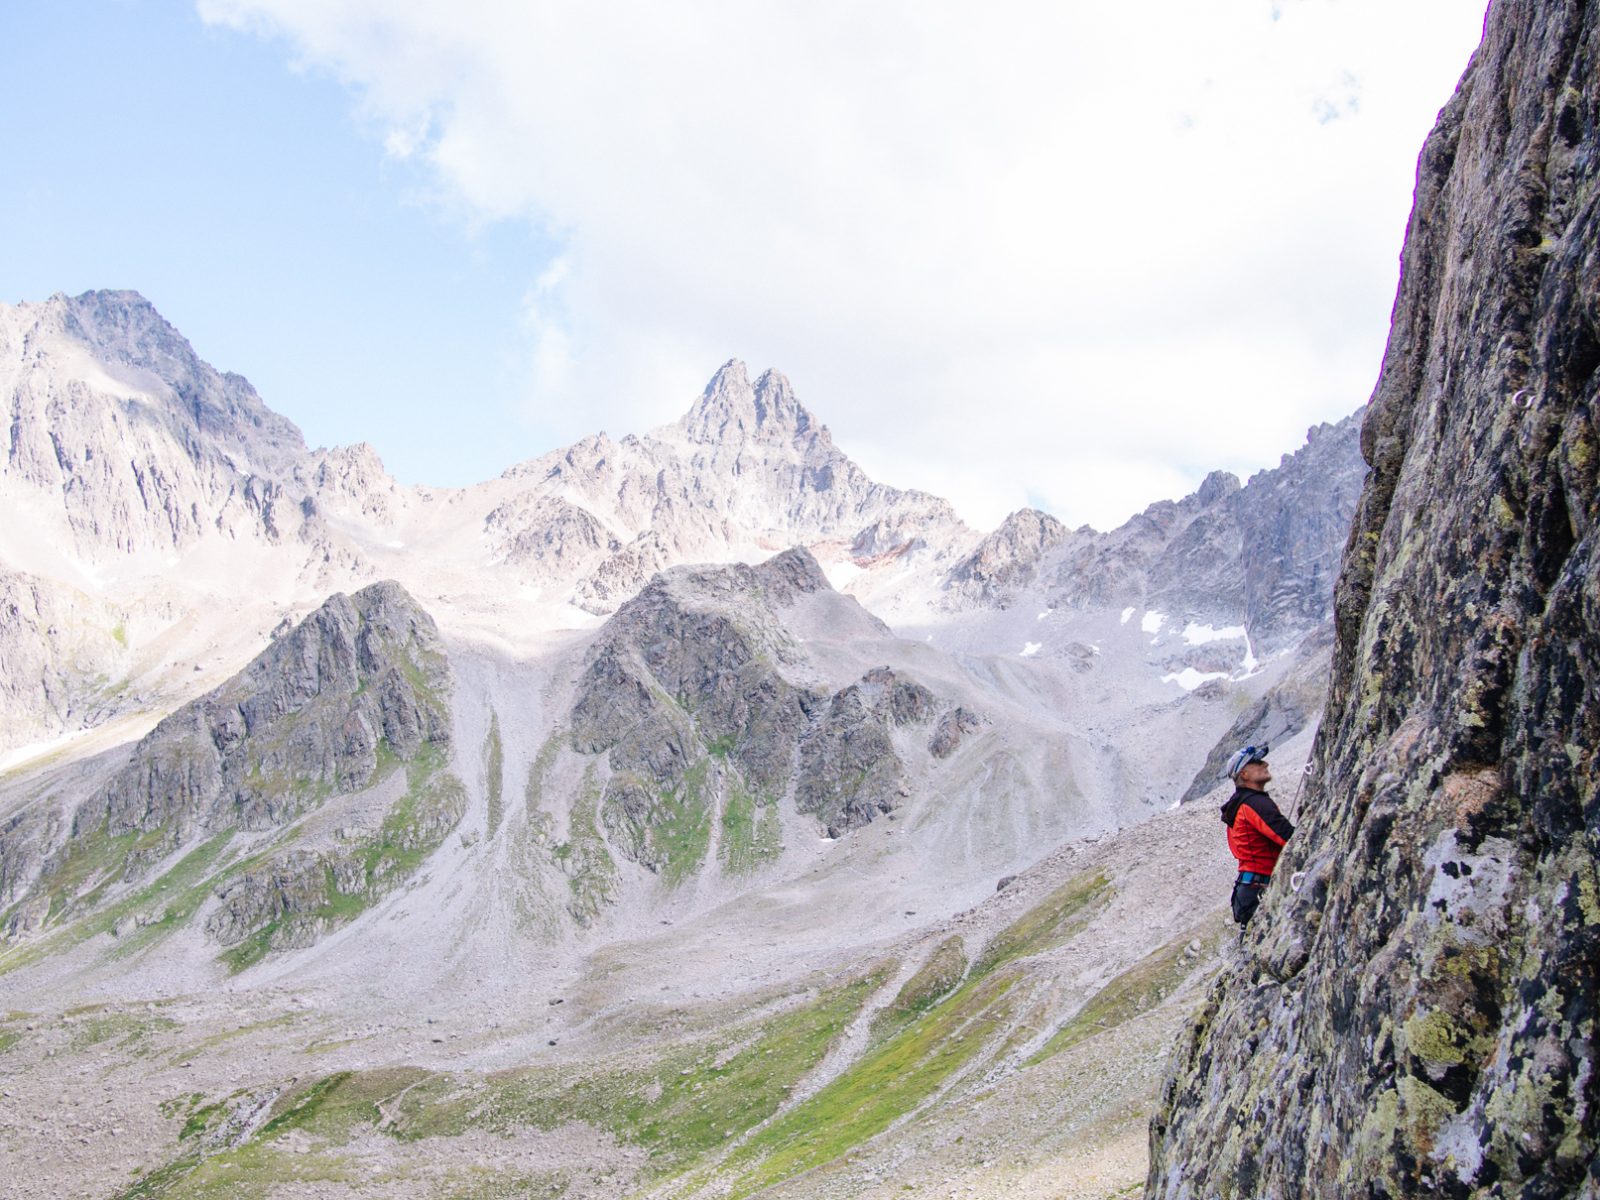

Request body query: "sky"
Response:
[2, 0, 1490, 531]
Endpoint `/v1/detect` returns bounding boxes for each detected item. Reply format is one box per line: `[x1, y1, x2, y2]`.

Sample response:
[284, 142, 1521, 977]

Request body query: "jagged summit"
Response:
[1193, 469, 1241, 507]
[679, 358, 819, 445]
[8, 288, 306, 459]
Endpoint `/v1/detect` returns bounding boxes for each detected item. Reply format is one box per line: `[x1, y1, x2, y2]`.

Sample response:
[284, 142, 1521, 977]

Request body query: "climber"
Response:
[1220, 744, 1294, 927]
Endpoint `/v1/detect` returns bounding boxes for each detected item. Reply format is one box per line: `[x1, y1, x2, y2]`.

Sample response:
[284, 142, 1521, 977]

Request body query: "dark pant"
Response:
[1232, 878, 1266, 926]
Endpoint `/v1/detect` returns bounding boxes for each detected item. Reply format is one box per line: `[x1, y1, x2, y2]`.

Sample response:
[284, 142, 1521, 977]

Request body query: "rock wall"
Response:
[1147, 2, 1599, 1196]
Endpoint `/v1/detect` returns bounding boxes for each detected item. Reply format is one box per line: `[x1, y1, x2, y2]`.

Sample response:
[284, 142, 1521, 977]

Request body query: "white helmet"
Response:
[1226, 743, 1269, 779]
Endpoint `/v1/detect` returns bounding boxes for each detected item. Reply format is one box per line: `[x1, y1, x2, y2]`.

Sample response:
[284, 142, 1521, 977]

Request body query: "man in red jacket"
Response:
[1220, 744, 1294, 927]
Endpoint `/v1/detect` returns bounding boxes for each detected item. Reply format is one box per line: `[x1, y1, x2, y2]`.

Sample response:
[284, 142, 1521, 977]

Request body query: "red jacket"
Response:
[1221, 786, 1294, 876]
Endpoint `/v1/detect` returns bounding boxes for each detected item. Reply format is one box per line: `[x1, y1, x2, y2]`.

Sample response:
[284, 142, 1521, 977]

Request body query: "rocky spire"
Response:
[679, 359, 817, 445]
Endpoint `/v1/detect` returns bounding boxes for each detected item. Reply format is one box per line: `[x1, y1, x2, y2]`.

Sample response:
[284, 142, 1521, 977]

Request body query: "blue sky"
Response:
[3, 1, 1492, 529]
[1, 0, 553, 485]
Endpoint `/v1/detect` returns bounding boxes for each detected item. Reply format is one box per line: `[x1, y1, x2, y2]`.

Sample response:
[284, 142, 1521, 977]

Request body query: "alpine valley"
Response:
[4, 1, 1597, 1193]
[0, 287, 1361, 1199]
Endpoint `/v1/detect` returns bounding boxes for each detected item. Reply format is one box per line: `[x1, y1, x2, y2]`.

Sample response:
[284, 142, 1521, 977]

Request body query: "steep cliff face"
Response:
[1148, 3, 1599, 1197]
[0, 290, 308, 557]
[0, 570, 133, 753]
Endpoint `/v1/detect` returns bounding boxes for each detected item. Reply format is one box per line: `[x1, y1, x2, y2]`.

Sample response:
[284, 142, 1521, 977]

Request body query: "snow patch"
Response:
[1120, 607, 1135, 624]
[1161, 667, 1229, 691]
[1036, 610, 1050, 621]
[1020, 642, 1042, 657]
[1180, 621, 1247, 645]
[1142, 611, 1167, 636]
[823, 559, 864, 589]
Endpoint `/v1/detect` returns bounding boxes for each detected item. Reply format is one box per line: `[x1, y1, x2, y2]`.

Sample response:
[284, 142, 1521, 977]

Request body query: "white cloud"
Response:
[198, 0, 1489, 530]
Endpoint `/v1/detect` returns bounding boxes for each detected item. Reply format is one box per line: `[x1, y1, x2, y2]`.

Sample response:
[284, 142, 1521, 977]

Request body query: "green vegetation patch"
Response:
[66, 1009, 180, 1055]
[1026, 925, 1220, 1066]
[123, 1071, 435, 1200]
[522, 733, 562, 850]
[719, 778, 783, 876]
[0, 831, 239, 978]
[165, 1012, 302, 1066]
[39, 826, 171, 924]
[650, 759, 714, 887]
[721, 967, 1019, 1197]
[483, 712, 505, 839]
[220, 744, 464, 973]
[973, 869, 1111, 976]
[123, 974, 884, 1197]
[871, 935, 968, 1044]
[395, 970, 886, 1176]
[120, 1136, 365, 1199]
[552, 766, 618, 926]
[106, 833, 239, 958]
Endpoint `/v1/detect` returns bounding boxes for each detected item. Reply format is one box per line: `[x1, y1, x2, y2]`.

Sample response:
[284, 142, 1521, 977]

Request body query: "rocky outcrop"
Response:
[486, 493, 621, 574]
[1148, 4, 1599, 1196]
[569, 550, 829, 876]
[946, 415, 1365, 655]
[91, 579, 450, 840]
[929, 706, 984, 760]
[795, 666, 934, 837]
[569, 549, 954, 871]
[302, 442, 401, 524]
[1036, 416, 1363, 652]
[0, 569, 132, 754]
[203, 744, 465, 966]
[944, 508, 1068, 604]
[1146, 419, 1366, 652]
[2, 581, 454, 938]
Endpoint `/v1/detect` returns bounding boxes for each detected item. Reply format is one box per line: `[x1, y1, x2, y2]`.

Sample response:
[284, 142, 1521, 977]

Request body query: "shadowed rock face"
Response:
[796, 666, 935, 838]
[569, 548, 956, 864]
[1148, 3, 1599, 1197]
[0, 580, 455, 943]
[93, 580, 451, 840]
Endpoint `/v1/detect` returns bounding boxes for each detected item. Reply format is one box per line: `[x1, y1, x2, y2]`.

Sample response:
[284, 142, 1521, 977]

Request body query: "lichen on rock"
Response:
[1146, 3, 1600, 1195]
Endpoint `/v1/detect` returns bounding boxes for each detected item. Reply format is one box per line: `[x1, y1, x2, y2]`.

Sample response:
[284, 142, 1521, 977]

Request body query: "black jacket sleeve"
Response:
[1245, 792, 1295, 843]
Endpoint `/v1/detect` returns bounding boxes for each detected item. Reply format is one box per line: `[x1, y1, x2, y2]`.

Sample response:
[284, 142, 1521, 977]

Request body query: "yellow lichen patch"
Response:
[1566, 430, 1594, 472]
[1402, 1009, 1474, 1066]
[1397, 1075, 1458, 1153]
[1490, 492, 1517, 529]
[1577, 867, 1600, 927]
[1345, 1087, 1401, 1186]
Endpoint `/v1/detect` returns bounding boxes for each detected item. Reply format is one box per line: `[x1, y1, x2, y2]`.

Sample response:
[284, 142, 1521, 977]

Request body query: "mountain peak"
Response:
[679, 360, 818, 446]
[1194, 469, 1241, 507]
